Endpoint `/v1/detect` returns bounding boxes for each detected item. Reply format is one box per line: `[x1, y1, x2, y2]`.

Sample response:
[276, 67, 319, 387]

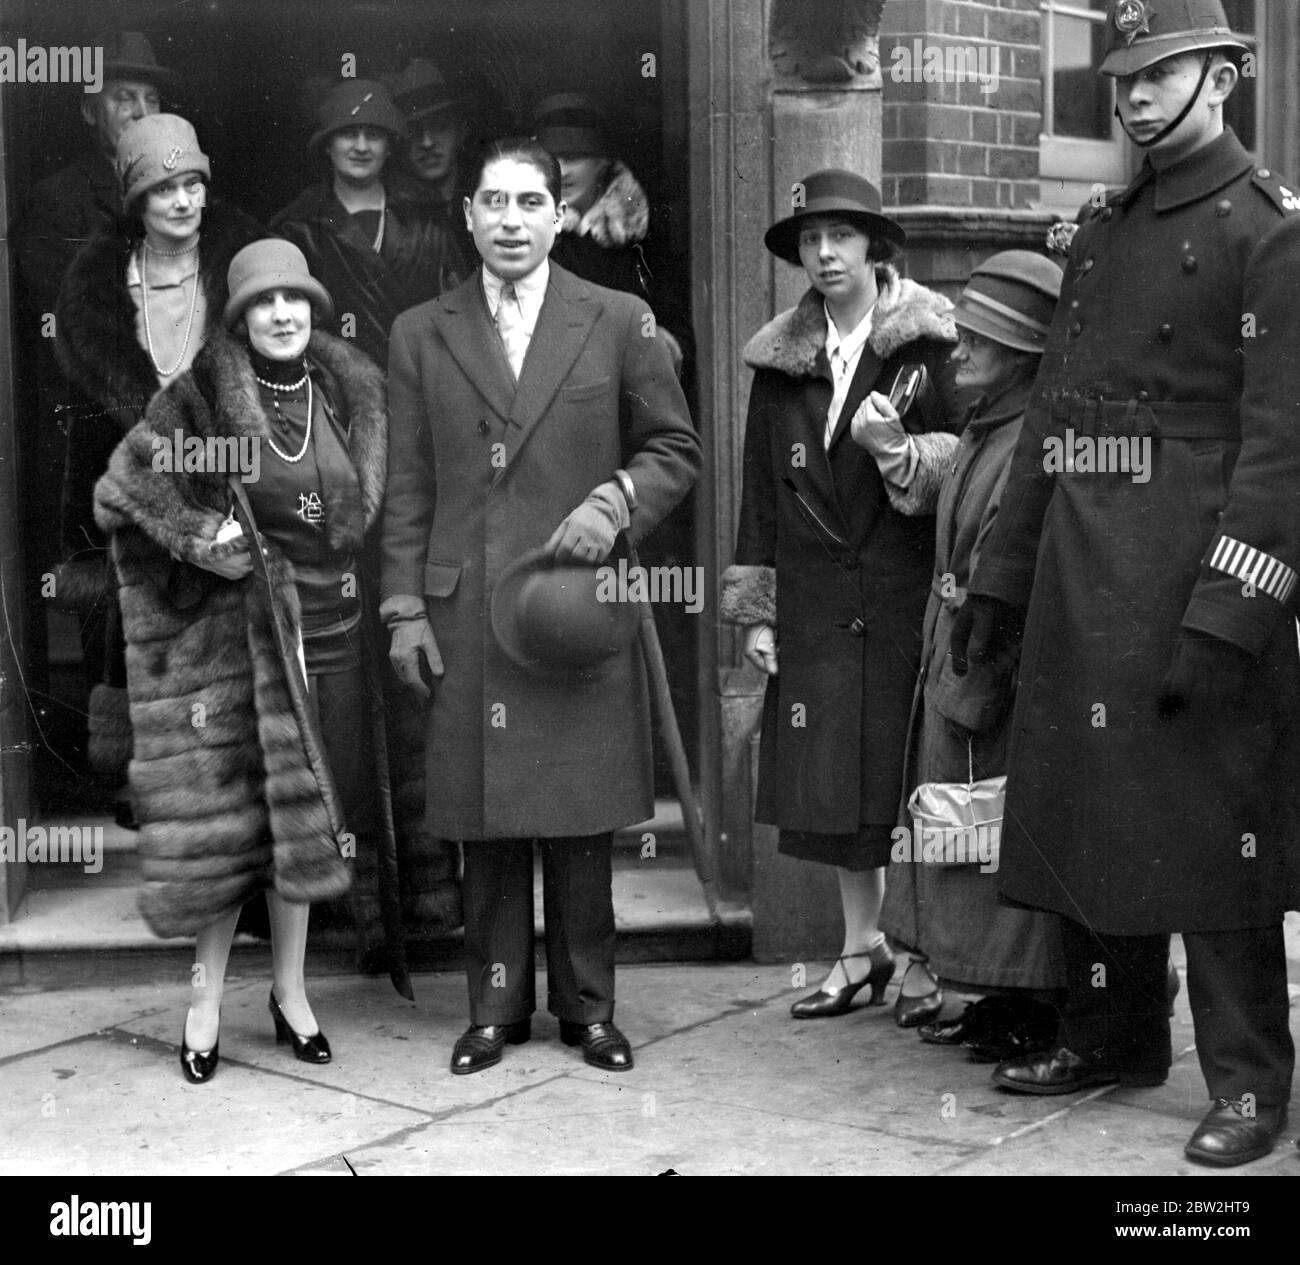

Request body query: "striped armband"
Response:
[1208, 536, 1298, 604]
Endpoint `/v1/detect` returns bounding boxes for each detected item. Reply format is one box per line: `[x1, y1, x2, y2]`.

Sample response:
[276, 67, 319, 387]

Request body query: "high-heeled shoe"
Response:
[790, 942, 895, 1018]
[180, 1012, 219, 1084]
[269, 989, 332, 1064]
[894, 961, 944, 1028]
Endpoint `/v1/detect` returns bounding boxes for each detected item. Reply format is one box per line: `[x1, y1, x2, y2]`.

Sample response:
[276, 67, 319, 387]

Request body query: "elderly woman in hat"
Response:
[54, 114, 262, 795]
[721, 169, 961, 1025]
[272, 78, 466, 368]
[879, 252, 1067, 1062]
[93, 238, 397, 1083]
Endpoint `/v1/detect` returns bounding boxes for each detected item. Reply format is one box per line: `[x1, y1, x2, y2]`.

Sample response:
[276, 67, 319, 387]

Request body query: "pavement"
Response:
[3, 926, 1299, 1177]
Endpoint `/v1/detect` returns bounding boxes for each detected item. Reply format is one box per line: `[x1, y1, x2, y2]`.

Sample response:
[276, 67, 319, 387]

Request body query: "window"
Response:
[1038, 0, 1265, 214]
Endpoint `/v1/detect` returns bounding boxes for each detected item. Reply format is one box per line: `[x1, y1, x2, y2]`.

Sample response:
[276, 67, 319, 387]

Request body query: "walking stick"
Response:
[627, 542, 721, 920]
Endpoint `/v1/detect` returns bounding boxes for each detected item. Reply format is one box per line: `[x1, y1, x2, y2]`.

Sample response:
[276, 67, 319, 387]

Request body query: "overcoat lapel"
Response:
[432, 276, 518, 423]
[827, 341, 885, 451]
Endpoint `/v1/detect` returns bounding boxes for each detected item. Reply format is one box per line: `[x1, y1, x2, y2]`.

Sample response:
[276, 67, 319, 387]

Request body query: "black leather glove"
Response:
[1157, 630, 1253, 721]
[948, 595, 1026, 677]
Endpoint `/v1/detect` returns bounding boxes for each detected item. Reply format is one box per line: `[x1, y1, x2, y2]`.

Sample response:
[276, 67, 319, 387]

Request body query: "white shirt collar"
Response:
[482, 259, 550, 313]
[823, 299, 875, 371]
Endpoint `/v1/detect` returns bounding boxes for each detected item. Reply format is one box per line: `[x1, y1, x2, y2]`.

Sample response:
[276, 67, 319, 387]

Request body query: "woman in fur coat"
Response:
[53, 114, 262, 796]
[720, 169, 961, 1025]
[879, 252, 1066, 1062]
[94, 238, 394, 1083]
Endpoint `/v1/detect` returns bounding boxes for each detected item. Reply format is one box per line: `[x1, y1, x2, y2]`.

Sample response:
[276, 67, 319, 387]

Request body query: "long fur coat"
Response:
[93, 329, 384, 937]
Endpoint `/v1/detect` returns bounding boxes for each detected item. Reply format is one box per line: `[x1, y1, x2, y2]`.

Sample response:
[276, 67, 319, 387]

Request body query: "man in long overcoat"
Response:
[380, 137, 700, 1075]
[952, 0, 1300, 1166]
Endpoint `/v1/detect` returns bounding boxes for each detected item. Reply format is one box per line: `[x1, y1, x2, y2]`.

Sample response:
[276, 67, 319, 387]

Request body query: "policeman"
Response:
[951, 0, 1300, 1166]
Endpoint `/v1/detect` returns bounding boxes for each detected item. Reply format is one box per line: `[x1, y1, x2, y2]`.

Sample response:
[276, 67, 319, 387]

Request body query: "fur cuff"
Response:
[885, 432, 958, 517]
[564, 161, 650, 246]
[720, 564, 776, 626]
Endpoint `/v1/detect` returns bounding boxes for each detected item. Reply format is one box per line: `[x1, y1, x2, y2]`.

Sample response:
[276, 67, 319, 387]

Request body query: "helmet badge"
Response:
[1114, 1, 1155, 47]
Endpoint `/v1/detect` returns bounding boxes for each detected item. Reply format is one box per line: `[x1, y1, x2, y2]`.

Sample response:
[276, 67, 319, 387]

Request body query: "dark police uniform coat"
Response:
[722, 275, 960, 842]
[380, 263, 700, 841]
[969, 129, 1300, 934]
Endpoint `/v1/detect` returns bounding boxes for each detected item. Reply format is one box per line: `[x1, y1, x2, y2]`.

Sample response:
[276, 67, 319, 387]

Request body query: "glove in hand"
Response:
[545, 481, 629, 563]
[389, 617, 444, 701]
[849, 391, 917, 487]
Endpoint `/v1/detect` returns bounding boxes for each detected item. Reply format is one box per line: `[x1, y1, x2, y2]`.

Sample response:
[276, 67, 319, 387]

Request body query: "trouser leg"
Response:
[1058, 916, 1171, 1080]
[461, 839, 535, 1025]
[540, 833, 615, 1024]
[1183, 925, 1293, 1109]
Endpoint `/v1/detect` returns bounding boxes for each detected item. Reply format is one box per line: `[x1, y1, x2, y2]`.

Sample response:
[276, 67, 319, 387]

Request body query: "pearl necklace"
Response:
[146, 239, 199, 258]
[259, 372, 314, 464]
[139, 243, 201, 378]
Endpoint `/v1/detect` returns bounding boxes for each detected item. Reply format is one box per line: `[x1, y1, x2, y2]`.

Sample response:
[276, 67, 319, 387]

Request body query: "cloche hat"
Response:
[224, 239, 333, 328]
[952, 251, 1063, 354]
[308, 79, 407, 150]
[116, 113, 209, 209]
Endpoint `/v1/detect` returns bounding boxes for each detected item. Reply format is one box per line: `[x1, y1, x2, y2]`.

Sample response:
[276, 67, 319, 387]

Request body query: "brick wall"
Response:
[881, 0, 1043, 210]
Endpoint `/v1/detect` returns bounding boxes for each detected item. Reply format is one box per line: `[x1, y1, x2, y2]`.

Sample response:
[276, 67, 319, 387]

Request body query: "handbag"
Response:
[905, 741, 1004, 871]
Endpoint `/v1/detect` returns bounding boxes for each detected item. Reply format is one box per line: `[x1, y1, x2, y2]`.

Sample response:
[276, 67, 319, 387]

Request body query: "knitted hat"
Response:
[952, 251, 1062, 354]
[116, 113, 210, 209]
[533, 93, 608, 158]
[308, 79, 407, 150]
[224, 239, 334, 328]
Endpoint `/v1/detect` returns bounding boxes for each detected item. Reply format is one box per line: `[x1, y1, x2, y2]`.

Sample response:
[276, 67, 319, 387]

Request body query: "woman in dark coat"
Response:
[720, 169, 960, 1023]
[54, 114, 263, 792]
[271, 78, 467, 369]
[880, 251, 1066, 1061]
[94, 239, 397, 1083]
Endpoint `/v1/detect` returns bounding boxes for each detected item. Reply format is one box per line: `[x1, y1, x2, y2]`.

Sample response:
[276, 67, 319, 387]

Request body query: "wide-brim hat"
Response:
[95, 29, 178, 90]
[952, 250, 1062, 354]
[308, 79, 407, 150]
[533, 92, 608, 158]
[1100, 0, 1247, 76]
[389, 58, 460, 125]
[491, 545, 640, 674]
[764, 169, 906, 264]
[224, 239, 334, 328]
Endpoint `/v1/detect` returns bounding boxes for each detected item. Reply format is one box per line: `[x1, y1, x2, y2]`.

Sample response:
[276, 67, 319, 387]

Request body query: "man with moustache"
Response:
[380, 138, 699, 1075]
[951, 0, 1300, 1166]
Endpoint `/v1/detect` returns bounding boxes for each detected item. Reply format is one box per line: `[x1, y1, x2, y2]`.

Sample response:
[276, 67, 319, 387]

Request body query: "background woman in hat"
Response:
[93, 238, 400, 1082]
[879, 251, 1066, 1063]
[272, 78, 467, 368]
[54, 114, 262, 800]
[721, 169, 961, 1025]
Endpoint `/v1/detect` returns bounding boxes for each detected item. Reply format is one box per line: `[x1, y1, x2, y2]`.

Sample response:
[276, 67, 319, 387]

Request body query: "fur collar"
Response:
[743, 267, 956, 377]
[561, 160, 649, 246]
[96, 327, 388, 555]
[54, 198, 264, 419]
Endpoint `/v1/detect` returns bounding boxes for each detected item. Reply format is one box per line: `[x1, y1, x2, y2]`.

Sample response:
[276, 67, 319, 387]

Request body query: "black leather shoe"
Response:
[1185, 1099, 1288, 1167]
[993, 1046, 1120, 1095]
[895, 961, 944, 1029]
[918, 997, 1009, 1046]
[559, 1020, 634, 1071]
[964, 1000, 1060, 1064]
[269, 989, 332, 1065]
[180, 1018, 219, 1085]
[449, 1019, 531, 1075]
[791, 942, 895, 1018]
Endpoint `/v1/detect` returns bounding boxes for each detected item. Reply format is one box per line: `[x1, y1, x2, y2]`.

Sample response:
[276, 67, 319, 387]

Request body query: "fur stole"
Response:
[561, 160, 649, 247]
[743, 267, 956, 377]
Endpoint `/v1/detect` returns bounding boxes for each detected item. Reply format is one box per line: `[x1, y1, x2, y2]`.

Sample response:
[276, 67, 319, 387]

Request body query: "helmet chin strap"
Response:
[1115, 52, 1216, 149]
